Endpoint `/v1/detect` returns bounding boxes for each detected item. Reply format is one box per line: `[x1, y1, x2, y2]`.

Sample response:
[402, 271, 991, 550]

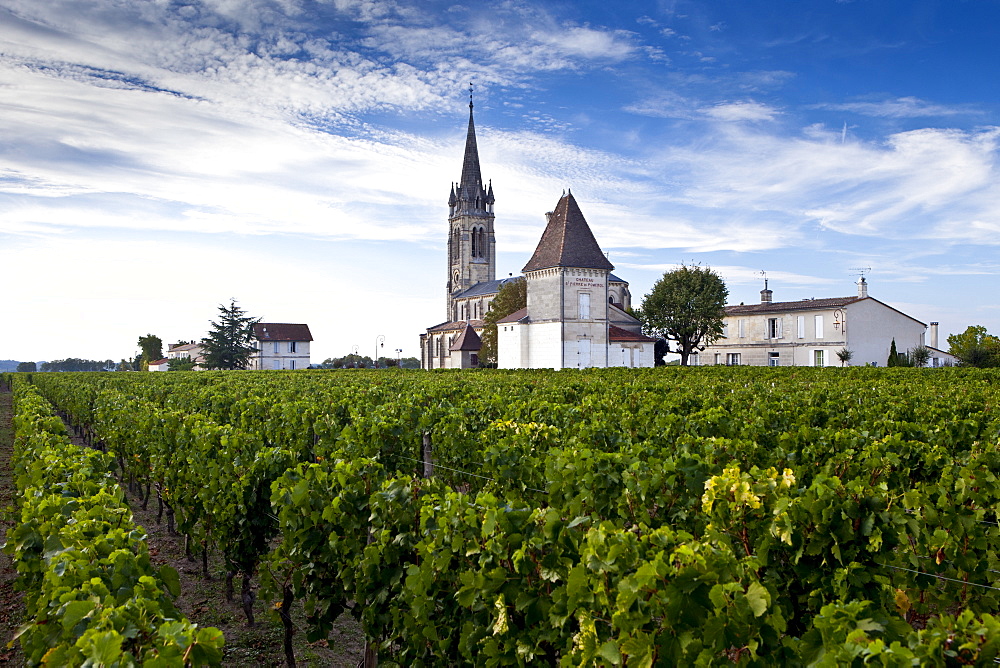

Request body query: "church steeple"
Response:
[459, 99, 483, 197]
[446, 84, 496, 320]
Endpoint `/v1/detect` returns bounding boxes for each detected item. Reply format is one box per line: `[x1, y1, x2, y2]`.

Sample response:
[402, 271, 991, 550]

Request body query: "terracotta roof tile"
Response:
[522, 192, 614, 272]
[496, 307, 528, 324]
[726, 297, 860, 315]
[609, 325, 656, 342]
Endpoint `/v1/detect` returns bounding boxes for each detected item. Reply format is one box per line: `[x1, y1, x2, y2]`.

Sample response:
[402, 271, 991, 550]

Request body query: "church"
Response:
[419, 99, 655, 370]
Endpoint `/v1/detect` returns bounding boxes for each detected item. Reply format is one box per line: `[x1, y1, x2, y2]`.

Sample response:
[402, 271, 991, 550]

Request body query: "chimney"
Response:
[930, 322, 939, 349]
[857, 276, 868, 298]
[760, 288, 772, 303]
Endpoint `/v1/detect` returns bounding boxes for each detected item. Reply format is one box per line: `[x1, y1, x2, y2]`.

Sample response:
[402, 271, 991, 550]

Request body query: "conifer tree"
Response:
[887, 338, 899, 367]
[201, 299, 260, 370]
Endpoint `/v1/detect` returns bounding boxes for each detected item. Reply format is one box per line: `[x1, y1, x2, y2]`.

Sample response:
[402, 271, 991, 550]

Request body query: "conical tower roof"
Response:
[522, 192, 614, 272]
[450, 322, 482, 351]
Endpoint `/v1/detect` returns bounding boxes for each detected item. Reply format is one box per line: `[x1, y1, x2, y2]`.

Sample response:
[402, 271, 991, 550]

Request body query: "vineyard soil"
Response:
[112, 489, 366, 667]
[0, 383, 24, 665]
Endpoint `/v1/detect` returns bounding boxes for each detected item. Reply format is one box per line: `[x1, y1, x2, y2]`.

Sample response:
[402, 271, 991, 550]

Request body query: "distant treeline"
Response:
[36, 358, 117, 372]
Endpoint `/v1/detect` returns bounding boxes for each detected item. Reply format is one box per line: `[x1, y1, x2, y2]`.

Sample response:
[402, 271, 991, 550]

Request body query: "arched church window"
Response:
[609, 296, 615, 304]
[471, 227, 478, 258]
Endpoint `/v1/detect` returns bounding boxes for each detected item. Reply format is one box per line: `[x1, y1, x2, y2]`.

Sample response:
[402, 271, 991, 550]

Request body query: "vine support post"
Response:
[422, 431, 433, 478]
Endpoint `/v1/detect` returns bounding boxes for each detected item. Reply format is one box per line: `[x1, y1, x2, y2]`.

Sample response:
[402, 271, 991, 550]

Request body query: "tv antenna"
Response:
[848, 266, 871, 280]
[756, 269, 768, 291]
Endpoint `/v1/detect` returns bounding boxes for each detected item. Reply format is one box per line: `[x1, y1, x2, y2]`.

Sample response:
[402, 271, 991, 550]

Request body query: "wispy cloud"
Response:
[813, 96, 977, 119]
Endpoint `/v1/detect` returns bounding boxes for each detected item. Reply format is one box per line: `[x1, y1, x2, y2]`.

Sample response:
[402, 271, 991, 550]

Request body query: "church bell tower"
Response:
[446, 87, 495, 320]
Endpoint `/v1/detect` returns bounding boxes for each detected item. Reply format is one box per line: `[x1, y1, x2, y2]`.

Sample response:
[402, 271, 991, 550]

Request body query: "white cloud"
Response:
[704, 101, 780, 122]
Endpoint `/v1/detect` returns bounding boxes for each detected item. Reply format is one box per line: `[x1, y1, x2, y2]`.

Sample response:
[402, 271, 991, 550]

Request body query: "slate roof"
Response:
[609, 326, 656, 343]
[608, 273, 626, 283]
[450, 323, 482, 351]
[522, 192, 615, 272]
[427, 319, 486, 333]
[453, 276, 520, 299]
[253, 323, 313, 342]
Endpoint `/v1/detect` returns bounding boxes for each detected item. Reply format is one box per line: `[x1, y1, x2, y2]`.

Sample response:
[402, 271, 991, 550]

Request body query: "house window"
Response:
[722, 322, 729, 338]
[814, 350, 825, 367]
[797, 316, 805, 339]
[273, 341, 280, 354]
[738, 319, 746, 338]
[289, 360, 295, 370]
[714, 353, 721, 365]
[579, 293, 591, 320]
[689, 352, 699, 366]
[273, 360, 280, 370]
[471, 353, 479, 366]
[815, 315, 824, 339]
[289, 341, 297, 353]
[769, 352, 780, 367]
[727, 352, 741, 366]
[768, 317, 782, 339]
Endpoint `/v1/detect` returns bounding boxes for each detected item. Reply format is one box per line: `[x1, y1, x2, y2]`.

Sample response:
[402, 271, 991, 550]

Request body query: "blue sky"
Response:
[2, 0, 998, 363]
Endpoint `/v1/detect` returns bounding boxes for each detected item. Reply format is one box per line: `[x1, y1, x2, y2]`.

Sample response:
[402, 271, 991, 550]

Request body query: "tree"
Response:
[909, 345, 931, 368]
[16, 361, 36, 372]
[137, 334, 163, 371]
[836, 348, 853, 367]
[479, 277, 527, 366]
[639, 265, 728, 366]
[168, 357, 197, 371]
[947, 325, 1000, 368]
[200, 299, 260, 370]
[399, 357, 421, 369]
[887, 339, 912, 367]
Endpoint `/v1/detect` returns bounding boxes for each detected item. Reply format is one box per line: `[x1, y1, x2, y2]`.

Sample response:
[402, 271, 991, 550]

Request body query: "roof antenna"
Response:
[757, 269, 768, 291]
[849, 266, 872, 281]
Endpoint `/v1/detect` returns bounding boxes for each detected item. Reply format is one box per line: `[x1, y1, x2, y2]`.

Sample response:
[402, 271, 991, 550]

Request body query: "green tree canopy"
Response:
[638, 265, 728, 366]
[16, 361, 36, 372]
[200, 299, 260, 370]
[947, 325, 1000, 367]
[137, 334, 163, 371]
[479, 277, 527, 367]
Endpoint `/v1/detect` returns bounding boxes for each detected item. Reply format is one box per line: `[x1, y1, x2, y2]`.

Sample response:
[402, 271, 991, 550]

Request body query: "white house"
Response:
[249, 323, 313, 370]
[698, 278, 958, 367]
[166, 342, 206, 369]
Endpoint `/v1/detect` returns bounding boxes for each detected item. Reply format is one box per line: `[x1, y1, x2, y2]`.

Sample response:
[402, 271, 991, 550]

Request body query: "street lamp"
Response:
[375, 334, 385, 368]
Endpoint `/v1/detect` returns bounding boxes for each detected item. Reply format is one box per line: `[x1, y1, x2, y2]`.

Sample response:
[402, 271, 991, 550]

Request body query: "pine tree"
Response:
[200, 299, 260, 370]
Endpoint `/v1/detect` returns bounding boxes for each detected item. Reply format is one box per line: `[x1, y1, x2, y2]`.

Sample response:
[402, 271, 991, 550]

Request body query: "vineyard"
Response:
[3, 367, 1000, 666]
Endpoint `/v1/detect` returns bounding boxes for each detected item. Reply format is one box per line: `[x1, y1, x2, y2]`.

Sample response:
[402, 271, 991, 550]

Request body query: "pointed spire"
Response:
[459, 86, 483, 195]
[522, 192, 615, 272]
